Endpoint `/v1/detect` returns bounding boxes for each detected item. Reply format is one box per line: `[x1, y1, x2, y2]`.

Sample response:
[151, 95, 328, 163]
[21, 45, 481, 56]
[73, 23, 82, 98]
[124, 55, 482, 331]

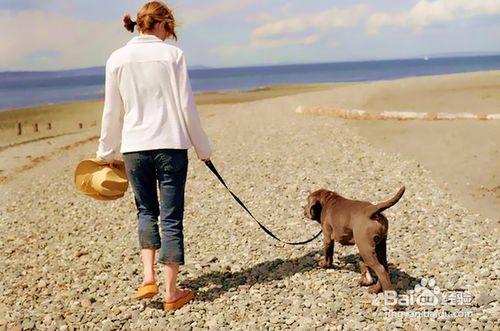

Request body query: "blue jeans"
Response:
[122, 148, 188, 265]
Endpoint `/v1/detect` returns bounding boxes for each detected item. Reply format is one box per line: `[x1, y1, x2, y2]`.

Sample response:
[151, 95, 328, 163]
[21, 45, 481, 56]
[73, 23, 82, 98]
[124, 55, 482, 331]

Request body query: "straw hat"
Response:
[74, 159, 129, 200]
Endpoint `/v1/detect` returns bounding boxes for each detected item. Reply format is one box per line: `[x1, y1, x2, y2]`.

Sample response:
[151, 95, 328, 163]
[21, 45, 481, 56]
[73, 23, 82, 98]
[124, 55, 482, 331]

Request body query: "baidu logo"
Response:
[376, 277, 473, 307]
[413, 278, 440, 306]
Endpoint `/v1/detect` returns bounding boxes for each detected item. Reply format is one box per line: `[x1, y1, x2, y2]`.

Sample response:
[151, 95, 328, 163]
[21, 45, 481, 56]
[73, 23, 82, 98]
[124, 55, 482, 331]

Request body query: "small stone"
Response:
[470, 320, 482, 329]
[43, 315, 52, 324]
[78, 298, 91, 308]
[479, 268, 491, 277]
[75, 251, 88, 258]
[21, 320, 35, 330]
[476, 292, 495, 306]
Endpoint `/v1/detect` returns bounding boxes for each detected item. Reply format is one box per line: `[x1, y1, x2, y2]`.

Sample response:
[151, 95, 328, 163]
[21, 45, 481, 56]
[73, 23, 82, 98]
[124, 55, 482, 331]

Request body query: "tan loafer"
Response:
[134, 283, 159, 300]
[163, 290, 194, 311]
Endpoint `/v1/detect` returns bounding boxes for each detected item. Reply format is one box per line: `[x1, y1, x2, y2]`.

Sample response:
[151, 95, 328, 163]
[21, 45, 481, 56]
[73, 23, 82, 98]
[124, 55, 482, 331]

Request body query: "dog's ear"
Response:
[310, 200, 322, 221]
[305, 190, 326, 221]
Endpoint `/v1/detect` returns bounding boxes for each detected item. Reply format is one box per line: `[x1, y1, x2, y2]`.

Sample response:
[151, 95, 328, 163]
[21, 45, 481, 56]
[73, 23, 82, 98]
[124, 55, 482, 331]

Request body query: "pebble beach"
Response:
[0, 73, 498, 330]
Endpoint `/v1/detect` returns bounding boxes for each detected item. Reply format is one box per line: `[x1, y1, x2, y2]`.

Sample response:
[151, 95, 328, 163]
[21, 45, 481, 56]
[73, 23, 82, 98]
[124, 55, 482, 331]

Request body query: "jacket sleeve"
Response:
[96, 60, 124, 162]
[176, 51, 213, 160]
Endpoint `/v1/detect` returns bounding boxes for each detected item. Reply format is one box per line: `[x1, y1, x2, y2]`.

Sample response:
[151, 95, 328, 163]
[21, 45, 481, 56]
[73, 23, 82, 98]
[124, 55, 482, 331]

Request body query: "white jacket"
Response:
[96, 34, 212, 162]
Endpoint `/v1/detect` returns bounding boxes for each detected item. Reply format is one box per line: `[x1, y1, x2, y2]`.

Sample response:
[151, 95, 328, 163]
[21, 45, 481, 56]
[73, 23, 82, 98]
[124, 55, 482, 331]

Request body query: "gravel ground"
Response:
[0, 93, 498, 330]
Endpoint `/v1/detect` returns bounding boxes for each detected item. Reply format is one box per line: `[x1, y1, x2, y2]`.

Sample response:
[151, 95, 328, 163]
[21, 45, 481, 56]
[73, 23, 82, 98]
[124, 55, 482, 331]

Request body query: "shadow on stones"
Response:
[147, 250, 420, 308]
[337, 253, 420, 293]
[168, 249, 321, 304]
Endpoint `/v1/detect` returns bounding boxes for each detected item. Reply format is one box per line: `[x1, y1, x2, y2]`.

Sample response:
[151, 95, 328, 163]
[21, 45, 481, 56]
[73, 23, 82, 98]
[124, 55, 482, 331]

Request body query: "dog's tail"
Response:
[365, 186, 405, 219]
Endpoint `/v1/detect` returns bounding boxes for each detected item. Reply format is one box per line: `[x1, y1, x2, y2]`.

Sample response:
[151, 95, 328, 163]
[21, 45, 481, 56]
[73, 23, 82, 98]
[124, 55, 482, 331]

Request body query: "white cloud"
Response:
[212, 4, 370, 58]
[367, 0, 500, 34]
[0, 10, 130, 70]
[230, 4, 369, 52]
[252, 4, 369, 40]
[211, 33, 321, 59]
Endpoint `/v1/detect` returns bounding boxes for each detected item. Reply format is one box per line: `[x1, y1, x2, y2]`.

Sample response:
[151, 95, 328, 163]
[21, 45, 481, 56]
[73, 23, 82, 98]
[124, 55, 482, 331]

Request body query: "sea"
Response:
[1, 55, 500, 111]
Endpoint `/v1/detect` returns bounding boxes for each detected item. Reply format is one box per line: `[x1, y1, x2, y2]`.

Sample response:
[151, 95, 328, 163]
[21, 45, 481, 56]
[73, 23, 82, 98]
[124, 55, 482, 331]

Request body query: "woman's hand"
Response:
[95, 157, 114, 167]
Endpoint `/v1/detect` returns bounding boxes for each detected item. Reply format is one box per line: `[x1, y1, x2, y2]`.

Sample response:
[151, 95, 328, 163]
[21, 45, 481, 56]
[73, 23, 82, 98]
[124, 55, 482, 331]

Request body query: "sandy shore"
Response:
[0, 72, 498, 329]
[0, 83, 334, 149]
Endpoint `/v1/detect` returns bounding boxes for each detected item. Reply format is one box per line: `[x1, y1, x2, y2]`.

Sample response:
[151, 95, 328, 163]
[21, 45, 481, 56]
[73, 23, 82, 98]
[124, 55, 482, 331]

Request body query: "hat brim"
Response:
[83, 191, 125, 201]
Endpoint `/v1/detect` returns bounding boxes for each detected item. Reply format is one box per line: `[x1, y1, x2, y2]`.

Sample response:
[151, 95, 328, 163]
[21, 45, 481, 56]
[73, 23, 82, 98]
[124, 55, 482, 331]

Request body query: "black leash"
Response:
[204, 160, 322, 245]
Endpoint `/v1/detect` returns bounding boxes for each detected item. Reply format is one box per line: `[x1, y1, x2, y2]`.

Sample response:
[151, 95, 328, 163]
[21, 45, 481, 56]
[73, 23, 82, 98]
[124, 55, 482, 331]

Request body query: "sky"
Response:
[1, 0, 500, 71]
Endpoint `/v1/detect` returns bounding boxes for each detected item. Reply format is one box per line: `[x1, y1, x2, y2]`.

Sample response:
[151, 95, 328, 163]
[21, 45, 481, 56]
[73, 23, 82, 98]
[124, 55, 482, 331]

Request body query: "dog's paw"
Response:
[358, 270, 374, 286]
[318, 259, 333, 269]
[368, 283, 382, 294]
[358, 277, 373, 287]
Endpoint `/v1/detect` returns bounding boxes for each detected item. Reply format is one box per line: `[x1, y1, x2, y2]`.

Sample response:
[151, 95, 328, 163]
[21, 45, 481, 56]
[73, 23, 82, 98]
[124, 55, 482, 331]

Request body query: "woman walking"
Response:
[95, 1, 212, 310]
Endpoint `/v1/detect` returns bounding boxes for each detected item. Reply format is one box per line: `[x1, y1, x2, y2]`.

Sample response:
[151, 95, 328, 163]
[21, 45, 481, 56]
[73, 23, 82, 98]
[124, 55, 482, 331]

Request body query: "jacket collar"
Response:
[128, 34, 164, 44]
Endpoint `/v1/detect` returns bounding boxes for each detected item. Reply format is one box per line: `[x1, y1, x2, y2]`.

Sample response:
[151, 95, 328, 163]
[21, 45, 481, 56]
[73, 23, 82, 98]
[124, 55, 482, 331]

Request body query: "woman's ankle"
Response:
[165, 287, 182, 300]
[165, 288, 190, 301]
[142, 278, 156, 286]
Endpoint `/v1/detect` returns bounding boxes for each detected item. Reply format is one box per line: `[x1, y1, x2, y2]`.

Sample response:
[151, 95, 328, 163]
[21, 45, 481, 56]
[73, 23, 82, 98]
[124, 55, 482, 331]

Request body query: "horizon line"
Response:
[2, 52, 500, 74]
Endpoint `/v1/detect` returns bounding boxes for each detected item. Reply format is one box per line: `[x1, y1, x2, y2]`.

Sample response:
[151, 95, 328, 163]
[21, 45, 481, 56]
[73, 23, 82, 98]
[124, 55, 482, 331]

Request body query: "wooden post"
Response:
[79, 123, 83, 129]
[17, 122, 22, 135]
[47, 122, 52, 130]
[33, 123, 38, 132]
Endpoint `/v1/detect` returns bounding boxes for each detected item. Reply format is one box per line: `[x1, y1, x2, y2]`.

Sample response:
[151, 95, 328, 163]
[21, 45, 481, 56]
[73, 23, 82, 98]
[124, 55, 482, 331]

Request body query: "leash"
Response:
[204, 160, 322, 245]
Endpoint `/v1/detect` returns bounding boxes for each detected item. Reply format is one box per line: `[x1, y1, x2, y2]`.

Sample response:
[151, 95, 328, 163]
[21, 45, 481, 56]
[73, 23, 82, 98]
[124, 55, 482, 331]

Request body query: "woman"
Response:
[95, 1, 212, 310]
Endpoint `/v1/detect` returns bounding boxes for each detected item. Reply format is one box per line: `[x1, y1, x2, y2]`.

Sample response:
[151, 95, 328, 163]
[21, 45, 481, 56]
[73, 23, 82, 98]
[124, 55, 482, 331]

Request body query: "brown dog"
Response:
[304, 187, 405, 293]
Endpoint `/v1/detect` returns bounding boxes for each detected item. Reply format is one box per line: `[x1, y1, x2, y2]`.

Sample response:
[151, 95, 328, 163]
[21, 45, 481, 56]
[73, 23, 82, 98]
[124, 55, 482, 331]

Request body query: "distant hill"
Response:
[0, 66, 104, 77]
[421, 51, 500, 59]
[190, 65, 213, 70]
[0, 64, 213, 75]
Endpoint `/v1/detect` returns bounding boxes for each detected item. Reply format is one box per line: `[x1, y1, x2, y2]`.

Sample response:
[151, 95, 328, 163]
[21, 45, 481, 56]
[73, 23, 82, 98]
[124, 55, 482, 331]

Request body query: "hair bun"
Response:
[123, 14, 137, 33]
[124, 2, 178, 40]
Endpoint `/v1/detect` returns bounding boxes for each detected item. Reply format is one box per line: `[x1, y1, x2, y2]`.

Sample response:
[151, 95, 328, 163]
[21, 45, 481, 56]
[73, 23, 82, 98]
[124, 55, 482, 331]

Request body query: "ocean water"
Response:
[1, 55, 500, 111]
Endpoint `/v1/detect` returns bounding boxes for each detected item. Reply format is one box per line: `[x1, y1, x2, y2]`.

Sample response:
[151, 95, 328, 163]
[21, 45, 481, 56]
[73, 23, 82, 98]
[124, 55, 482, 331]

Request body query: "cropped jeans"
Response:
[122, 148, 188, 265]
